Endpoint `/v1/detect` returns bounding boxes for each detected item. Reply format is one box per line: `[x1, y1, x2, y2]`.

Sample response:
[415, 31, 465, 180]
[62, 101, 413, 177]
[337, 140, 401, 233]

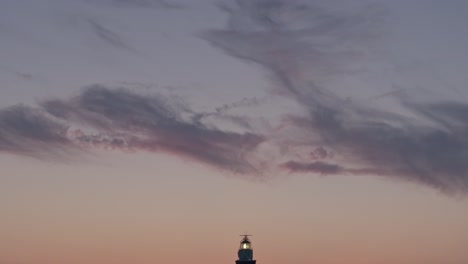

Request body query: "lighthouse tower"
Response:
[236, 235, 256, 264]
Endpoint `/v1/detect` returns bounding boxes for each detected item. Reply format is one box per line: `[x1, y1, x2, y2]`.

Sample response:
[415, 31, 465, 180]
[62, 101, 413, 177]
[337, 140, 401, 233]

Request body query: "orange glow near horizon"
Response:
[1, 154, 468, 264]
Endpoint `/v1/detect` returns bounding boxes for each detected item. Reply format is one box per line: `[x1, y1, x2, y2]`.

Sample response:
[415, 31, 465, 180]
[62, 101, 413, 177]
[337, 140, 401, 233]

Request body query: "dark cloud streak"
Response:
[42, 85, 264, 173]
[85, 0, 181, 9]
[0, 105, 77, 159]
[88, 19, 133, 51]
[0, 85, 264, 173]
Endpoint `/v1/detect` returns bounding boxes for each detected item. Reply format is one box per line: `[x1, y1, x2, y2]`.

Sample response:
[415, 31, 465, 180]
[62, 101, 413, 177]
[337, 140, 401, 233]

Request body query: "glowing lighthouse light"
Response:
[241, 239, 251, 250]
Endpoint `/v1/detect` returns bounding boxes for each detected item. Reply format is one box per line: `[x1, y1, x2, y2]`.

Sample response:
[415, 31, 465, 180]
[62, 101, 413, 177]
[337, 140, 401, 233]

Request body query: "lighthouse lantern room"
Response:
[236, 235, 256, 264]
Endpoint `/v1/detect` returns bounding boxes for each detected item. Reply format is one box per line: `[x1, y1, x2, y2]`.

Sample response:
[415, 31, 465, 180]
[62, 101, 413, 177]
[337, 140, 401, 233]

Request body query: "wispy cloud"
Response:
[88, 19, 133, 50]
[85, 0, 182, 9]
[0, 85, 263, 173]
[203, 0, 468, 194]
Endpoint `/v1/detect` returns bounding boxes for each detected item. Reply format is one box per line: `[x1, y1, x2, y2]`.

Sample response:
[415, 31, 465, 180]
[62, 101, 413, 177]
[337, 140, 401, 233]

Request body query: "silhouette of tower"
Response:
[236, 235, 256, 264]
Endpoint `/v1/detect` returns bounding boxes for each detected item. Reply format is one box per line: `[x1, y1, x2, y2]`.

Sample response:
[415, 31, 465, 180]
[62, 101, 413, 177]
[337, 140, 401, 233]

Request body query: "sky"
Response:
[1, 0, 468, 264]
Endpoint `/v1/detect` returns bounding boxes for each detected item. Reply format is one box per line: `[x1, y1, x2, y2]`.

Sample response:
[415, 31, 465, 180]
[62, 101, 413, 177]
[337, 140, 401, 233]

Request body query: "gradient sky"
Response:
[1, 1, 468, 264]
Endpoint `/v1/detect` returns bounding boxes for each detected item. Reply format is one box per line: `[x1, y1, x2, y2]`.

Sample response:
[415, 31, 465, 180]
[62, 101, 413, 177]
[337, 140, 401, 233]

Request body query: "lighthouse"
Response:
[236, 235, 256, 264]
